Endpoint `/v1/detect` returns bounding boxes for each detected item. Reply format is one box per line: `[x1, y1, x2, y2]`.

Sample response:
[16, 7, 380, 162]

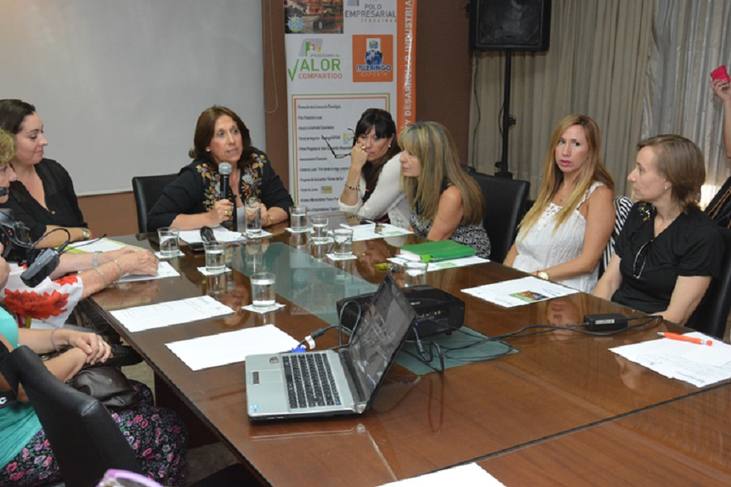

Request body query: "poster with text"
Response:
[285, 0, 417, 210]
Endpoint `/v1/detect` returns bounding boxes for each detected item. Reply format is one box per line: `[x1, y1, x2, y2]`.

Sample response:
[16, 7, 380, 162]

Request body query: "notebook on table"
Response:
[245, 274, 416, 421]
[400, 240, 476, 262]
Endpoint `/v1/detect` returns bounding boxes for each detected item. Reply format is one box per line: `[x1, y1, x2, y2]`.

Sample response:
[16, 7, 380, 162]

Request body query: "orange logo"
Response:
[352, 34, 393, 82]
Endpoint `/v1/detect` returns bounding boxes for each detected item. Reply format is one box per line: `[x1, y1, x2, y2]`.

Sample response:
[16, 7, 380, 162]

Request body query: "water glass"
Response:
[157, 227, 179, 258]
[203, 241, 225, 273]
[290, 206, 308, 232]
[311, 214, 329, 243]
[404, 260, 429, 287]
[332, 228, 353, 257]
[250, 272, 276, 308]
[310, 239, 331, 260]
[246, 199, 262, 237]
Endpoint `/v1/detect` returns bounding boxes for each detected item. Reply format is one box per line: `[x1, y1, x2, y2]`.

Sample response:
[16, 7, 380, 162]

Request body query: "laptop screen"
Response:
[347, 275, 416, 399]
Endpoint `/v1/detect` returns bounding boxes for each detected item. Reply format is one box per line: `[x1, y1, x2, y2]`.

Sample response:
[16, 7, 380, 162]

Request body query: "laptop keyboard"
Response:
[283, 353, 342, 409]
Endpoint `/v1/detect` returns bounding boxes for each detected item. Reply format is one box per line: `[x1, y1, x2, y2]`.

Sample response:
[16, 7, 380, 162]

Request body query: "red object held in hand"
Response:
[711, 65, 730, 83]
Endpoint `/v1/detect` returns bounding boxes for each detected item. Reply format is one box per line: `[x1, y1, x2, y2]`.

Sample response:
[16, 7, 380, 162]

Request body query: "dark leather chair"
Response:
[131, 173, 177, 233]
[0, 344, 143, 487]
[467, 168, 530, 262]
[686, 227, 731, 338]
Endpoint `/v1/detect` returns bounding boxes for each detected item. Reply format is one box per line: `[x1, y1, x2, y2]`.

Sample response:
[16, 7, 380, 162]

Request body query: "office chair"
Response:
[467, 168, 530, 262]
[131, 173, 177, 233]
[0, 344, 143, 487]
[686, 227, 731, 339]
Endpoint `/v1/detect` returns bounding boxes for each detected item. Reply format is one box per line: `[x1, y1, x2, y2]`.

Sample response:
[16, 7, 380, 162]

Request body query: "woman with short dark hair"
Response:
[148, 105, 293, 230]
[594, 135, 724, 325]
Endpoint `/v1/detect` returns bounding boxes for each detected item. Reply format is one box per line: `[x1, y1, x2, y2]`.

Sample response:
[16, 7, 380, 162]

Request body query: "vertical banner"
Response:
[284, 0, 417, 210]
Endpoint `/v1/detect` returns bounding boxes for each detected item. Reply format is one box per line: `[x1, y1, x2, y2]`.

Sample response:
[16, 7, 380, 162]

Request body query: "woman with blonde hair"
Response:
[504, 114, 615, 291]
[594, 135, 723, 325]
[399, 121, 490, 258]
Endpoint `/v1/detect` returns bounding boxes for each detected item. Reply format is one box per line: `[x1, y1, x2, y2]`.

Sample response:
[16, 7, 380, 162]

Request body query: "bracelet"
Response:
[50, 328, 61, 352]
[81, 228, 90, 240]
[344, 183, 358, 191]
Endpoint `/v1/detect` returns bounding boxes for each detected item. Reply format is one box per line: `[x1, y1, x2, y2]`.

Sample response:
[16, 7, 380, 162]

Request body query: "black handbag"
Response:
[69, 366, 140, 409]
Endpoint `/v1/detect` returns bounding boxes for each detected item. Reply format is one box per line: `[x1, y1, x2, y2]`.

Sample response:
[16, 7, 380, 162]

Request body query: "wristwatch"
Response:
[81, 228, 91, 240]
[537, 271, 550, 280]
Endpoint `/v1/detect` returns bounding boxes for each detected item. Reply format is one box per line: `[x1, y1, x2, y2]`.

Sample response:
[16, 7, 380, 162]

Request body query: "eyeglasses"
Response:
[321, 135, 350, 159]
[632, 239, 654, 279]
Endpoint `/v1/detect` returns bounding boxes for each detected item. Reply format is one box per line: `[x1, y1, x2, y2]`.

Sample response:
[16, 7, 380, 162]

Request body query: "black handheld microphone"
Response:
[218, 162, 236, 231]
[200, 226, 216, 244]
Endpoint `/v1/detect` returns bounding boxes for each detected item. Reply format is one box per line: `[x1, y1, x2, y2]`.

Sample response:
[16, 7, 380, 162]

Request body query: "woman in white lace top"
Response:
[504, 114, 615, 292]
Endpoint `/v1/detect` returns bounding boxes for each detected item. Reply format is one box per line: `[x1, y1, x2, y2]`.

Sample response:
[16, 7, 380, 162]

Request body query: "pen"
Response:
[657, 332, 713, 346]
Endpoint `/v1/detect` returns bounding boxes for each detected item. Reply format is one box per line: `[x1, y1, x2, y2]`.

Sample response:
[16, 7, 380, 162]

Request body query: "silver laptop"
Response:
[246, 274, 416, 421]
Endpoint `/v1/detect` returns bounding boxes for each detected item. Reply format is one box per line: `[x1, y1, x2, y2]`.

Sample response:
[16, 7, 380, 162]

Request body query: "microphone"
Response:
[218, 162, 236, 231]
[200, 226, 216, 244]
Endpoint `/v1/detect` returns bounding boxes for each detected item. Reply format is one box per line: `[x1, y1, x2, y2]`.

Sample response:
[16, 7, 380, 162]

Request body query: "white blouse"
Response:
[513, 182, 604, 292]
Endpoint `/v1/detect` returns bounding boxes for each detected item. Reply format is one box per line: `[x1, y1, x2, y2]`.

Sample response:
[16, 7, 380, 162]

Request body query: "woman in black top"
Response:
[0, 99, 90, 247]
[148, 105, 293, 231]
[594, 135, 724, 325]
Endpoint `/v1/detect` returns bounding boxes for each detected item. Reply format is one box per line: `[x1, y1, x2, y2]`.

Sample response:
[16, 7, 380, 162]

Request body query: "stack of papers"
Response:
[342, 223, 412, 242]
[462, 276, 577, 307]
[179, 227, 245, 244]
[388, 255, 488, 272]
[166, 324, 298, 371]
[110, 296, 233, 332]
[118, 261, 179, 283]
[67, 238, 134, 253]
[610, 332, 731, 387]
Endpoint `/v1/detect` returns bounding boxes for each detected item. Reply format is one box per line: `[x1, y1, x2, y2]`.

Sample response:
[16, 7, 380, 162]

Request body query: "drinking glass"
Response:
[290, 206, 308, 232]
[404, 260, 429, 287]
[332, 228, 353, 257]
[157, 227, 179, 258]
[203, 241, 225, 273]
[250, 272, 276, 308]
[311, 214, 329, 243]
[246, 199, 262, 237]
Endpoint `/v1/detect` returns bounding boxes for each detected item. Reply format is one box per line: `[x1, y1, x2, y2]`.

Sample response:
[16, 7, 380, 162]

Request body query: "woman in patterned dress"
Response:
[148, 105, 293, 231]
[398, 121, 491, 258]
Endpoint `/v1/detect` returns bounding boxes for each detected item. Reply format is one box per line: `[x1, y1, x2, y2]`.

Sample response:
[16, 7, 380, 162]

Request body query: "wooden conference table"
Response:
[91, 221, 730, 486]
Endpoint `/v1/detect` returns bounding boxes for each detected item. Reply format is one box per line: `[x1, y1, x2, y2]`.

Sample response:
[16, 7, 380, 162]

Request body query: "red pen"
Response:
[658, 332, 713, 346]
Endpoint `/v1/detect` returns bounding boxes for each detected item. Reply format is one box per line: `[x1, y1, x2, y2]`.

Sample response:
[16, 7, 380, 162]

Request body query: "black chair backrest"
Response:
[0, 345, 142, 487]
[467, 168, 530, 262]
[132, 173, 177, 233]
[686, 227, 731, 338]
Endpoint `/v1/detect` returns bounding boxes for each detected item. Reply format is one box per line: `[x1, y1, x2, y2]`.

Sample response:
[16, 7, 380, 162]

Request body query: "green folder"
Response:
[400, 240, 476, 262]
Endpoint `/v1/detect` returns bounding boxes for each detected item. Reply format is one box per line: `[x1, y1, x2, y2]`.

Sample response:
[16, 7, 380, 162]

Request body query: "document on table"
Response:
[610, 332, 731, 388]
[379, 463, 504, 486]
[110, 296, 234, 333]
[341, 223, 412, 242]
[462, 276, 577, 307]
[67, 238, 135, 253]
[388, 255, 489, 271]
[117, 261, 179, 283]
[166, 324, 299, 371]
[179, 227, 245, 244]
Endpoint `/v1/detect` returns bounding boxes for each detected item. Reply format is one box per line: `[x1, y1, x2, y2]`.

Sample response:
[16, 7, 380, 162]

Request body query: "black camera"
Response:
[0, 208, 60, 287]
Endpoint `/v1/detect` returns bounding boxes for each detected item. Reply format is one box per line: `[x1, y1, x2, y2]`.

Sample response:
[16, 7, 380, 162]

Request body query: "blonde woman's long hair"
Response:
[519, 114, 613, 235]
[399, 121, 484, 224]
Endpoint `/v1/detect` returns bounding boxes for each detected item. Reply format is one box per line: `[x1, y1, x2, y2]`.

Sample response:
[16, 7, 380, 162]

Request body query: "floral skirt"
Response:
[0, 381, 187, 486]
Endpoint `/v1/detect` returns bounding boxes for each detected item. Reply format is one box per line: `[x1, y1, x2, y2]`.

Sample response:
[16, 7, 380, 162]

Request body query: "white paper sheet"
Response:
[388, 255, 489, 272]
[341, 222, 412, 242]
[165, 324, 299, 371]
[179, 227, 245, 244]
[110, 296, 234, 333]
[379, 463, 505, 487]
[461, 276, 577, 307]
[610, 332, 731, 387]
[67, 238, 134, 253]
[117, 261, 180, 283]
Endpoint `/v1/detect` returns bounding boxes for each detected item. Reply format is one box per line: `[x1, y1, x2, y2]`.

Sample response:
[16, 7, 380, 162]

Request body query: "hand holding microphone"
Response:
[218, 162, 237, 230]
